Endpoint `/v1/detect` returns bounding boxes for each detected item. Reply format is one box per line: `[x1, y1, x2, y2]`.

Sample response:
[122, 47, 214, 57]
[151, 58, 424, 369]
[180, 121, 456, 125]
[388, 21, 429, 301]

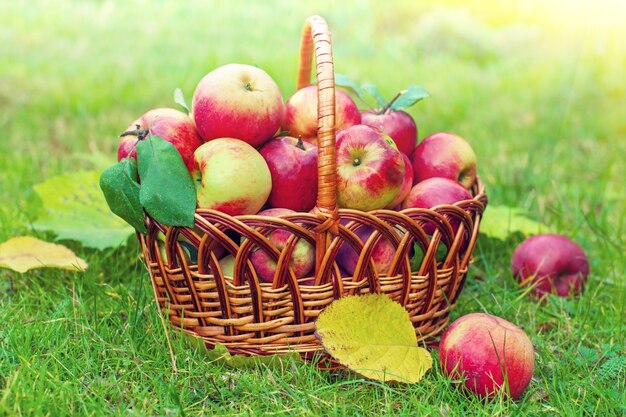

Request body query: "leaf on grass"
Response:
[99, 158, 147, 234]
[173, 87, 190, 113]
[335, 73, 363, 97]
[136, 135, 196, 228]
[480, 205, 553, 240]
[390, 85, 429, 111]
[315, 294, 432, 383]
[0, 236, 87, 273]
[185, 335, 302, 369]
[33, 171, 134, 250]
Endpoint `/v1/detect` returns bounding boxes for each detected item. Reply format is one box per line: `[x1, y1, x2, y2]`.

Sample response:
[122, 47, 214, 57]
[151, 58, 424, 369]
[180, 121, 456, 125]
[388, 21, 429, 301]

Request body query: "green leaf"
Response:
[315, 294, 432, 383]
[389, 85, 429, 111]
[136, 135, 196, 227]
[410, 241, 448, 270]
[173, 87, 190, 113]
[185, 335, 302, 369]
[361, 83, 387, 107]
[480, 205, 553, 240]
[99, 158, 147, 234]
[33, 171, 135, 249]
[335, 73, 363, 97]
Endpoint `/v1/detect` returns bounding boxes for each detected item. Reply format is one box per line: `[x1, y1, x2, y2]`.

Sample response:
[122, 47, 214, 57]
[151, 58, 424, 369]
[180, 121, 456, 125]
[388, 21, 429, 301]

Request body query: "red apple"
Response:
[336, 224, 395, 276]
[249, 208, 315, 283]
[259, 136, 318, 212]
[385, 153, 414, 209]
[336, 125, 405, 211]
[117, 108, 203, 172]
[361, 109, 417, 157]
[283, 85, 361, 142]
[511, 234, 590, 298]
[439, 313, 535, 400]
[192, 138, 272, 215]
[412, 132, 477, 189]
[191, 64, 284, 148]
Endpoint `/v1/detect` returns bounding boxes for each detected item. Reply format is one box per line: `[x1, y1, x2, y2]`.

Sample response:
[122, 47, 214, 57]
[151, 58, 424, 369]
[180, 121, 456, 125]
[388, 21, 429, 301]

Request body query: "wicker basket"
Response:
[137, 15, 487, 362]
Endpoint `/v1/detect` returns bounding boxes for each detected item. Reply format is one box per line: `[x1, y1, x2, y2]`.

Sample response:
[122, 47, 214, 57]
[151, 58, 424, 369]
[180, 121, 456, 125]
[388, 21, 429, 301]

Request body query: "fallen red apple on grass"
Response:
[192, 138, 272, 215]
[191, 63, 284, 148]
[249, 208, 315, 283]
[283, 85, 361, 143]
[439, 313, 535, 400]
[259, 136, 318, 212]
[412, 132, 477, 189]
[117, 107, 203, 173]
[336, 124, 405, 211]
[511, 234, 590, 298]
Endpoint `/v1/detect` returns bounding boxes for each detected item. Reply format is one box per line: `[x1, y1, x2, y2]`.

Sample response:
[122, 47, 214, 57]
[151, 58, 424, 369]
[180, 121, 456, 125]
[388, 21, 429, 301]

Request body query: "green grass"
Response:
[1, 0, 625, 415]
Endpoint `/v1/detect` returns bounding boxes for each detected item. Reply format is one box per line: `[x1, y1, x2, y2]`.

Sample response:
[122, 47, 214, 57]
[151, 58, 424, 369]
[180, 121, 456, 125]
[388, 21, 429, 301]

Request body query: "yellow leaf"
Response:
[315, 294, 432, 383]
[0, 236, 88, 273]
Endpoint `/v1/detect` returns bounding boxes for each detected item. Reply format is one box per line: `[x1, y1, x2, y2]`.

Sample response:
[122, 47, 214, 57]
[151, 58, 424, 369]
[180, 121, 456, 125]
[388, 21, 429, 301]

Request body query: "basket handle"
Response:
[298, 16, 338, 224]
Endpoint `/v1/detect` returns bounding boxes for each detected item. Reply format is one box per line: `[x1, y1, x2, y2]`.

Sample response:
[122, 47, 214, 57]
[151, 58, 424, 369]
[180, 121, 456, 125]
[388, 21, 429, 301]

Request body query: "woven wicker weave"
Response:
[138, 15, 487, 360]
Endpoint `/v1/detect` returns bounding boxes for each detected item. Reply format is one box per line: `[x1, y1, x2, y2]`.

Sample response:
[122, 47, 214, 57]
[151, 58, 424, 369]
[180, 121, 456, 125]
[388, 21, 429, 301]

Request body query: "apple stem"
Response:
[380, 90, 407, 115]
[296, 136, 306, 150]
[120, 125, 150, 141]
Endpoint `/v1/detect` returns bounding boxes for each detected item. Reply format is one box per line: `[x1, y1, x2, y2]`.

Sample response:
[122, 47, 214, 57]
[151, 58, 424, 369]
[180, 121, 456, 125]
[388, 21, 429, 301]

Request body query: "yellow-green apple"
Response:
[402, 177, 472, 234]
[412, 132, 477, 189]
[361, 109, 417, 157]
[249, 208, 315, 283]
[439, 313, 535, 400]
[282, 85, 361, 142]
[511, 234, 590, 298]
[191, 64, 284, 148]
[385, 153, 414, 209]
[192, 138, 271, 215]
[259, 136, 318, 212]
[218, 254, 235, 277]
[336, 224, 395, 277]
[117, 108, 203, 172]
[336, 125, 405, 211]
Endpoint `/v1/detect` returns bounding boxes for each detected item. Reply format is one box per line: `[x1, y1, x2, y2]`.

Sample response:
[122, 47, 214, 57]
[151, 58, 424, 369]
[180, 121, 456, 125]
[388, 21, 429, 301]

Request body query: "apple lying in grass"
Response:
[283, 85, 361, 142]
[192, 138, 272, 215]
[439, 313, 535, 400]
[249, 208, 315, 284]
[259, 136, 318, 212]
[511, 234, 590, 298]
[117, 108, 203, 172]
[191, 64, 284, 148]
[336, 125, 405, 211]
[412, 132, 477, 189]
[361, 109, 417, 157]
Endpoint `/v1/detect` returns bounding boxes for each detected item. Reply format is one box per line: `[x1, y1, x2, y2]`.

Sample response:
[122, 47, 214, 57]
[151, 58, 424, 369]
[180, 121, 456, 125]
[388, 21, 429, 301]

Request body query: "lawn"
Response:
[1, 0, 625, 415]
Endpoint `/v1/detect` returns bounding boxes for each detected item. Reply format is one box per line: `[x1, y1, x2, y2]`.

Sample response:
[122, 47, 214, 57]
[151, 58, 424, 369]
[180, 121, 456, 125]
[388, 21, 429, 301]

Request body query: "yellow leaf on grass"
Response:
[0, 236, 88, 273]
[315, 294, 432, 383]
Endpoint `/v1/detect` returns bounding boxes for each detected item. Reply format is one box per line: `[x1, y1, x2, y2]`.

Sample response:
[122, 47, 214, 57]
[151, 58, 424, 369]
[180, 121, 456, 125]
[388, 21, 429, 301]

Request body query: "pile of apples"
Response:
[117, 63, 479, 281]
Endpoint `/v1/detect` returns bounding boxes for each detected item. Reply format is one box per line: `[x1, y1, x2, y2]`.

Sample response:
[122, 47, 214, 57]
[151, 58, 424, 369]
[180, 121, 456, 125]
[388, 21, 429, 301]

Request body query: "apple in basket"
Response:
[282, 85, 361, 144]
[511, 234, 590, 298]
[412, 132, 477, 189]
[361, 109, 418, 157]
[336, 124, 405, 211]
[248, 208, 315, 284]
[191, 63, 284, 148]
[192, 138, 272, 215]
[336, 224, 396, 277]
[439, 313, 535, 400]
[117, 107, 203, 173]
[259, 136, 318, 212]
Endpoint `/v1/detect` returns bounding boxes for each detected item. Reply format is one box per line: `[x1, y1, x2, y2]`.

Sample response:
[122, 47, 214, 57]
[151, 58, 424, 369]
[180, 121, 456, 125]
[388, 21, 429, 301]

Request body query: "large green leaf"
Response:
[33, 171, 134, 249]
[315, 294, 432, 383]
[136, 135, 196, 228]
[100, 158, 147, 234]
[480, 205, 553, 240]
